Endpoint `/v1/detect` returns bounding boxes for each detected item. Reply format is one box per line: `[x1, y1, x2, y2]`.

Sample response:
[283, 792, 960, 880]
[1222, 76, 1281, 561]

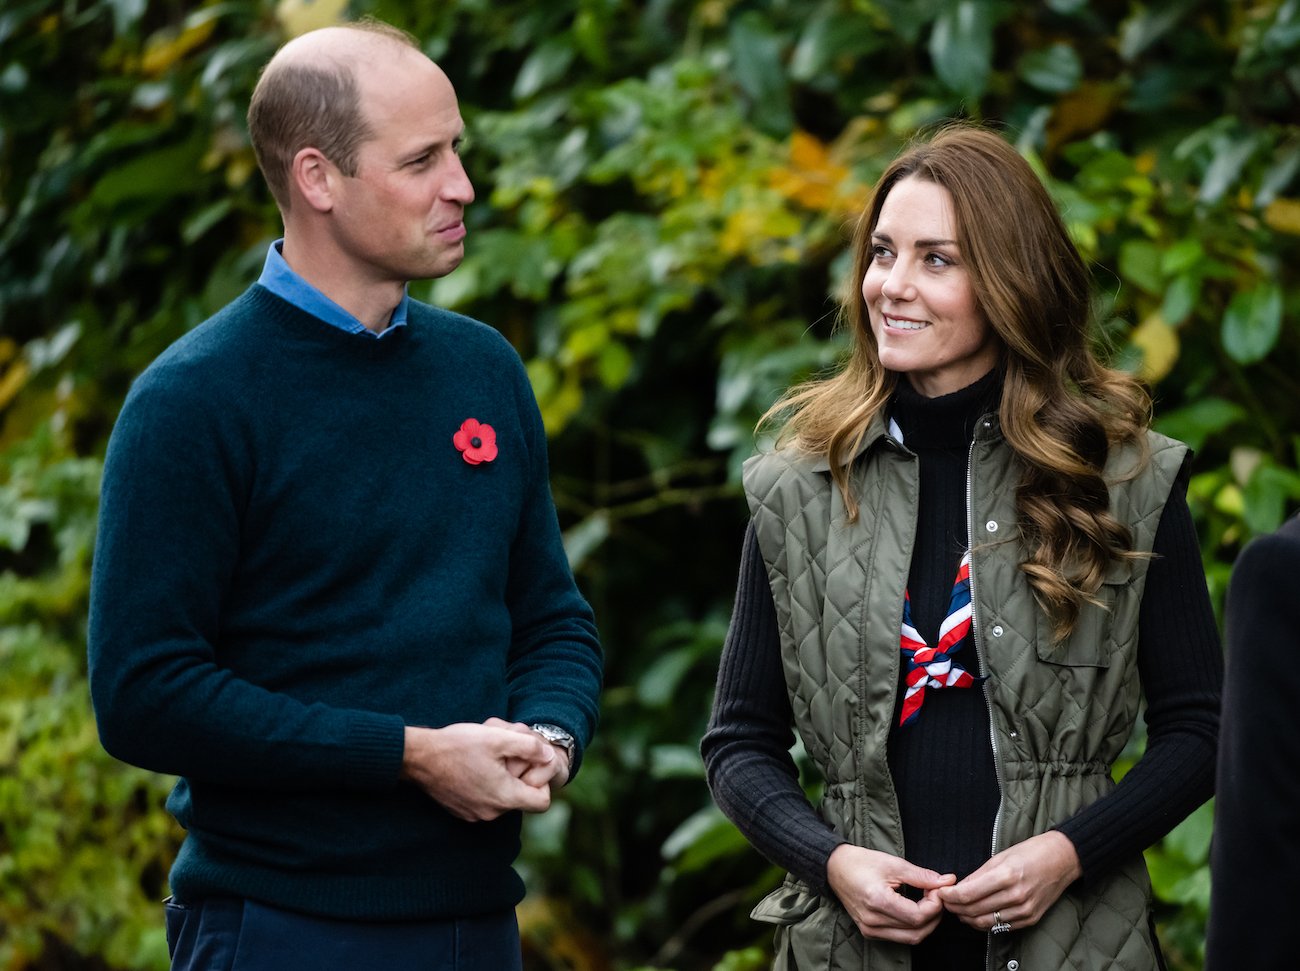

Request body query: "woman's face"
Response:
[861, 176, 1000, 398]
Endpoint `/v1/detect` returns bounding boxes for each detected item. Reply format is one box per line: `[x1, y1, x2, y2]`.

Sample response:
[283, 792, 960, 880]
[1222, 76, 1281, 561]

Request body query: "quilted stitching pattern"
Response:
[742, 429, 1187, 971]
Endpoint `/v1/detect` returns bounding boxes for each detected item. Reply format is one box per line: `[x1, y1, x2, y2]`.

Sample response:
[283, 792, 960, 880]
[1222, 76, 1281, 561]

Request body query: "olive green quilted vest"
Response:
[742, 411, 1187, 971]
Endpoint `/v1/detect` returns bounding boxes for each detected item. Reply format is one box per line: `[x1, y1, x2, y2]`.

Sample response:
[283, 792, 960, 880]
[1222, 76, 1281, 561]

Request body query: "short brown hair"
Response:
[247, 20, 418, 211]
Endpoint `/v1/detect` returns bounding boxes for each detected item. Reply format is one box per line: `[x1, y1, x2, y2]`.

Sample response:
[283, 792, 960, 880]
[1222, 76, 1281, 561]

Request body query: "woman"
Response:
[701, 124, 1222, 970]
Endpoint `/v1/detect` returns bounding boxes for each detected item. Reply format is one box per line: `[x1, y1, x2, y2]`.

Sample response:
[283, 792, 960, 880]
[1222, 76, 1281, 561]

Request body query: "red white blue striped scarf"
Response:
[898, 550, 976, 725]
[888, 417, 977, 726]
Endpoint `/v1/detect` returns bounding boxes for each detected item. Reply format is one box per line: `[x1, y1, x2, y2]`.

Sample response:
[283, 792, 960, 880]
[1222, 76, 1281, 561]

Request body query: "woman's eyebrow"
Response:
[872, 232, 959, 247]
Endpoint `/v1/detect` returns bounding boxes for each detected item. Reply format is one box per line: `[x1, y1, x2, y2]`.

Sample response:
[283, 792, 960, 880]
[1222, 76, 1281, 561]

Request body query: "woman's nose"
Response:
[880, 260, 914, 301]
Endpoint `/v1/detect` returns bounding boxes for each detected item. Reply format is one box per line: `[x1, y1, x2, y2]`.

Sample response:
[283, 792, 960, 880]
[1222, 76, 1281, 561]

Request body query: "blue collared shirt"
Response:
[257, 240, 409, 339]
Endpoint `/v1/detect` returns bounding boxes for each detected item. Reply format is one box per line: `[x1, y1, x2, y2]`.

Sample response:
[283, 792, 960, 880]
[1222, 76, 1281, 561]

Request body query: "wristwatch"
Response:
[530, 723, 575, 770]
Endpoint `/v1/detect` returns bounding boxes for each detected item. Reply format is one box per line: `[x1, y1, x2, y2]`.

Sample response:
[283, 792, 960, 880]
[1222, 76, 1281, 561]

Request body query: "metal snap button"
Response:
[991, 625, 1004, 637]
[986, 520, 998, 533]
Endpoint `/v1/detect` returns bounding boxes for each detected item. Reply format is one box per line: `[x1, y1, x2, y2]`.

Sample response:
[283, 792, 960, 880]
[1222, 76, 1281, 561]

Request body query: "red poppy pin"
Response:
[453, 418, 498, 465]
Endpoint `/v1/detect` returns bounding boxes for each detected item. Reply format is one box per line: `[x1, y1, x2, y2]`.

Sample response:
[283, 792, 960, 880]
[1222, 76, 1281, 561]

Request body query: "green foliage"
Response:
[2, 0, 1298, 968]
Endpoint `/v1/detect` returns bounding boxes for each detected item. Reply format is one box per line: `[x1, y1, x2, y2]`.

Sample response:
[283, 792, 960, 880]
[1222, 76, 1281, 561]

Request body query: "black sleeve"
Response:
[701, 522, 845, 893]
[1054, 480, 1224, 879]
[1205, 518, 1300, 970]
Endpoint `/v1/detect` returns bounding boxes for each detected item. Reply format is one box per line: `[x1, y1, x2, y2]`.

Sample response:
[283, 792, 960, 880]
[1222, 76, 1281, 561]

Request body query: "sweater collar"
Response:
[803, 369, 1003, 473]
[889, 369, 1003, 450]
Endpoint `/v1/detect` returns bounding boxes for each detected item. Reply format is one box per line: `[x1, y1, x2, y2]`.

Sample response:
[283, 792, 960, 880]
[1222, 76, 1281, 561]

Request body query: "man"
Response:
[87, 20, 602, 970]
[1206, 512, 1300, 969]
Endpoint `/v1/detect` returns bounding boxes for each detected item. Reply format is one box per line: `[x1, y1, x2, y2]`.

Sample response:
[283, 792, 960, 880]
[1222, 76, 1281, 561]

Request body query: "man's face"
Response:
[328, 50, 475, 285]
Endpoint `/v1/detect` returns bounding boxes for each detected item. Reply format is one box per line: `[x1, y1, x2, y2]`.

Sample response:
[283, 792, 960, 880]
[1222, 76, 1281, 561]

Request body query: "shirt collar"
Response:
[257, 240, 409, 339]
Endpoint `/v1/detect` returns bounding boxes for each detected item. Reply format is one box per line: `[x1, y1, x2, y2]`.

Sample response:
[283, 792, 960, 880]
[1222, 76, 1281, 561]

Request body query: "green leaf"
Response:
[1153, 398, 1246, 452]
[1221, 281, 1283, 364]
[1256, 140, 1300, 206]
[1199, 131, 1260, 204]
[1243, 464, 1300, 535]
[105, 0, 149, 37]
[712, 948, 769, 971]
[648, 744, 705, 780]
[1118, 1, 1193, 62]
[571, 8, 610, 69]
[1160, 239, 1204, 276]
[1017, 43, 1083, 94]
[636, 647, 698, 708]
[180, 199, 234, 245]
[790, 9, 885, 84]
[1160, 273, 1199, 325]
[728, 11, 793, 136]
[0, 62, 28, 93]
[512, 36, 575, 101]
[596, 341, 633, 389]
[1161, 800, 1213, 865]
[562, 511, 609, 570]
[875, 0, 944, 44]
[661, 806, 749, 871]
[1119, 239, 1163, 296]
[85, 138, 206, 212]
[929, 0, 996, 100]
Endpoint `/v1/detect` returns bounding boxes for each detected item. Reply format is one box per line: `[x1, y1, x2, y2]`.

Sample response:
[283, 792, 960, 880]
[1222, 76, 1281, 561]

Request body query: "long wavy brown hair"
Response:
[765, 123, 1152, 640]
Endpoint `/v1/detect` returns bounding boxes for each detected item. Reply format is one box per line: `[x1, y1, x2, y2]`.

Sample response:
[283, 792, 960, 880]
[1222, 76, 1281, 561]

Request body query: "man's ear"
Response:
[291, 147, 336, 213]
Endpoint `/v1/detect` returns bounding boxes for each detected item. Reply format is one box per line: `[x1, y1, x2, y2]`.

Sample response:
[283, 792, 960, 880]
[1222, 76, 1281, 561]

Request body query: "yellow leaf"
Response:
[276, 0, 350, 39]
[224, 153, 257, 189]
[537, 377, 582, 434]
[789, 130, 832, 171]
[720, 205, 801, 261]
[1047, 82, 1120, 153]
[1214, 482, 1244, 517]
[1130, 312, 1179, 384]
[0, 358, 30, 412]
[770, 131, 849, 212]
[1264, 198, 1300, 235]
[140, 19, 217, 76]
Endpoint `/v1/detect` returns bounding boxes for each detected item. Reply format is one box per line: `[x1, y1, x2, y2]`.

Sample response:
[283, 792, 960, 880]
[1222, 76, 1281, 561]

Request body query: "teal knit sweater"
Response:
[88, 285, 602, 920]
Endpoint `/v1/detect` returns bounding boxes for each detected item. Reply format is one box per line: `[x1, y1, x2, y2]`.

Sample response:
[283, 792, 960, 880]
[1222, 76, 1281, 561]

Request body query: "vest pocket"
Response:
[756, 879, 856, 969]
[1034, 559, 1135, 668]
[751, 876, 822, 925]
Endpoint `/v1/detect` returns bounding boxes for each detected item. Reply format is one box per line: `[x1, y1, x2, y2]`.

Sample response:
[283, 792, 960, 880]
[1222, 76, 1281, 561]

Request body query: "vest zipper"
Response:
[966, 427, 1007, 971]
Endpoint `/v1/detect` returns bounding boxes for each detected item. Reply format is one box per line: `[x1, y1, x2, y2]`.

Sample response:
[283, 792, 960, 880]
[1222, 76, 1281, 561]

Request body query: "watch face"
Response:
[533, 724, 574, 748]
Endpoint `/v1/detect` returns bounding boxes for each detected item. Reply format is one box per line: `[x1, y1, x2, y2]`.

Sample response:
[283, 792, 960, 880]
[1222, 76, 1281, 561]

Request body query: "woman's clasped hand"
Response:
[829, 830, 1081, 943]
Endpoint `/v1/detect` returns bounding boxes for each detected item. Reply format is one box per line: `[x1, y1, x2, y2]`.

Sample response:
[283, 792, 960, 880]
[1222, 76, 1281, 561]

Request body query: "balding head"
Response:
[247, 20, 425, 212]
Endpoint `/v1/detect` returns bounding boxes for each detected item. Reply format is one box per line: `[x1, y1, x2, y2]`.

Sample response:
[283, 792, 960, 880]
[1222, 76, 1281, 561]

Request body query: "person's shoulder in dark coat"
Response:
[1206, 512, 1300, 969]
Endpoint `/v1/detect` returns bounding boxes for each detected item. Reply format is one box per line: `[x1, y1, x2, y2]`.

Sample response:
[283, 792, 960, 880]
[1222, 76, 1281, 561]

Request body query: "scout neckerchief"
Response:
[888, 417, 977, 726]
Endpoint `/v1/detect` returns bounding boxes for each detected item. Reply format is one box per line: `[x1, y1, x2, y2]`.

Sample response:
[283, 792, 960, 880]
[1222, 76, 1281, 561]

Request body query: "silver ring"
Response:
[991, 911, 1012, 934]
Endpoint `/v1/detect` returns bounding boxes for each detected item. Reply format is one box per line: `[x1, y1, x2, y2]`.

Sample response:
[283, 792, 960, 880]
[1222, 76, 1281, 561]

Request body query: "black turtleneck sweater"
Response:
[702, 372, 1222, 966]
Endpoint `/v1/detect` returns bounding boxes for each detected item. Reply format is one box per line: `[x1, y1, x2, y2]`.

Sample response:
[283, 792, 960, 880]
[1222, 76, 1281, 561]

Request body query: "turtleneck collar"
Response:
[890, 368, 1003, 450]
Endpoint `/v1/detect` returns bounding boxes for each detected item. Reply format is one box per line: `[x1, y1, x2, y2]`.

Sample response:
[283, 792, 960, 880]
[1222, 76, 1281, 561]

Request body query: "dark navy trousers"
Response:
[164, 897, 523, 971]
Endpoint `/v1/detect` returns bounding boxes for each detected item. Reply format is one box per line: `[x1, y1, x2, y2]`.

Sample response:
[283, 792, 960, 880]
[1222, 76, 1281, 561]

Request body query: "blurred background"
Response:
[1, 0, 1298, 968]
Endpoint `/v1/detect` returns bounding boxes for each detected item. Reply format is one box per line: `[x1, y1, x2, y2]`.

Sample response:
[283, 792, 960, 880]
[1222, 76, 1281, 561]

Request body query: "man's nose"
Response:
[443, 154, 475, 204]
